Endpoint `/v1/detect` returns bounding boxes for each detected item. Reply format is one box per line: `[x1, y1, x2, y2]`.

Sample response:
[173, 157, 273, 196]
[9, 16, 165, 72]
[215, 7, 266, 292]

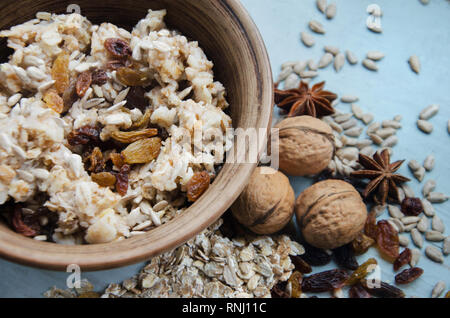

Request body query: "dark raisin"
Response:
[364, 211, 378, 240]
[393, 248, 412, 271]
[126, 86, 148, 111]
[332, 243, 359, 270]
[290, 255, 312, 274]
[67, 125, 101, 146]
[395, 267, 424, 285]
[271, 281, 290, 298]
[401, 197, 423, 216]
[302, 269, 349, 293]
[349, 283, 372, 298]
[360, 279, 405, 298]
[91, 69, 108, 86]
[104, 38, 132, 59]
[300, 242, 332, 266]
[11, 205, 39, 237]
[106, 59, 128, 70]
[116, 164, 130, 196]
[62, 79, 78, 112]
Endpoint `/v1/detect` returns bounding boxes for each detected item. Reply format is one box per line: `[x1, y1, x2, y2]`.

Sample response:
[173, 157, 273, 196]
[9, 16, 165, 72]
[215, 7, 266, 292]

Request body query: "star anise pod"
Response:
[351, 149, 410, 205]
[275, 81, 337, 118]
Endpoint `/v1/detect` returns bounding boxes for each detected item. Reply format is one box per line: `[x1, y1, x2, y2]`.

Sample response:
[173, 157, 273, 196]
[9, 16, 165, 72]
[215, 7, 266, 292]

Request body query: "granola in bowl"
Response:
[0, 10, 233, 245]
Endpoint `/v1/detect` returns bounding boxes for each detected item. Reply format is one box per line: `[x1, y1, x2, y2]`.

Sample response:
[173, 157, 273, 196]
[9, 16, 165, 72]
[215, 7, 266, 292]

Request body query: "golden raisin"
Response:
[109, 152, 125, 170]
[186, 171, 211, 202]
[52, 51, 70, 94]
[351, 232, 375, 256]
[346, 258, 378, 286]
[91, 172, 117, 188]
[288, 271, 303, 298]
[121, 137, 161, 164]
[111, 128, 158, 144]
[43, 89, 64, 113]
[76, 70, 92, 97]
[131, 108, 152, 130]
[116, 67, 151, 87]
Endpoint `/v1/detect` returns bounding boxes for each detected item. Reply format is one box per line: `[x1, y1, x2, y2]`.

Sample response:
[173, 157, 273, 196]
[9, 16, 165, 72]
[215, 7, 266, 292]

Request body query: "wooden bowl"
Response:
[0, 0, 273, 270]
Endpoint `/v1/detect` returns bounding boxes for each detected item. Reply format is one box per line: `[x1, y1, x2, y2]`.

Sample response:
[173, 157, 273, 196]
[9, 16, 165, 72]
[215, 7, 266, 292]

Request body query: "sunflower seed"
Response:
[417, 120, 433, 134]
[341, 118, 358, 130]
[362, 59, 378, 71]
[293, 61, 308, 74]
[299, 70, 318, 78]
[410, 248, 421, 267]
[397, 187, 406, 203]
[371, 205, 386, 217]
[391, 218, 406, 233]
[401, 185, 415, 198]
[362, 114, 374, 125]
[421, 199, 435, 217]
[301, 32, 315, 47]
[325, 2, 337, 19]
[411, 229, 423, 248]
[284, 73, 300, 89]
[367, 51, 385, 61]
[344, 127, 363, 137]
[366, 122, 380, 134]
[402, 216, 420, 225]
[350, 104, 363, 119]
[409, 55, 421, 74]
[307, 59, 318, 71]
[338, 147, 359, 162]
[431, 281, 446, 298]
[324, 45, 340, 56]
[388, 205, 405, 219]
[356, 139, 373, 149]
[425, 231, 445, 242]
[317, 0, 327, 13]
[399, 235, 410, 247]
[413, 166, 426, 182]
[423, 154, 435, 171]
[387, 219, 401, 233]
[376, 128, 396, 139]
[408, 160, 422, 172]
[318, 53, 334, 69]
[419, 104, 439, 120]
[334, 53, 345, 72]
[345, 50, 358, 65]
[341, 95, 359, 103]
[427, 192, 449, 203]
[309, 20, 326, 34]
[419, 0, 430, 5]
[394, 115, 403, 122]
[277, 66, 293, 82]
[360, 146, 375, 157]
[334, 113, 353, 123]
[431, 216, 445, 233]
[368, 133, 383, 145]
[281, 61, 297, 69]
[381, 136, 398, 148]
[417, 216, 429, 233]
[444, 237, 450, 255]
[425, 245, 444, 263]
[330, 122, 343, 133]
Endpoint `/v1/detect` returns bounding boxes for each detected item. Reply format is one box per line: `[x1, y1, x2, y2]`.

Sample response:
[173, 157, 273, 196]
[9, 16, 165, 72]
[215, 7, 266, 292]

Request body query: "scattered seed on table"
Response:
[417, 216, 429, 233]
[413, 166, 426, 182]
[362, 59, 378, 71]
[388, 205, 405, 219]
[368, 133, 383, 145]
[423, 154, 435, 171]
[334, 53, 345, 72]
[283, 73, 300, 89]
[346, 50, 358, 65]
[409, 55, 421, 74]
[351, 104, 364, 118]
[299, 70, 318, 78]
[324, 45, 340, 55]
[362, 114, 374, 125]
[277, 66, 293, 82]
[411, 229, 424, 248]
[425, 231, 445, 242]
[382, 120, 402, 129]
[431, 215, 445, 233]
[376, 128, 396, 139]
[325, 2, 337, 19]
[425, 245, 444, 263]
[307, 59, 318, 71]
[427, 192, 449, 203]
[340, 95, 359, 103]
[431, 281, 446, 298]
[417, 120, 433, 134]
[318, 53, 333, 69]
[334, 113, 353, 123]
[360, 146, 375, 156]
[394, 115, 403, 122]
[381, 135, 398, 148]
[293, 61, 308, 74]
[344, 127, 363, 137]
[408, 160, 421, 172]
[367, 51, 385, 61]
[367, 122, 380, 134]
[281, 61, 297, 69]
[330, 122, 343, 133]
[341, 118, 358, 130]
[397, 187, 406, 203]
[399, 235, 410, 247]
[309, 20, 326, 34]
[316, 0, 327, 13]
[402, 184, 416, 198]
[421, 199, 435, 217]
[419, 104, 439, 120]
[443, 237, 450, 255]
[356, 139, 372, 149]
[301, 32, 315, 47]
[388, 219, 402, 233]
[410, 248, 421, 267]
[402, 216, 420, 226]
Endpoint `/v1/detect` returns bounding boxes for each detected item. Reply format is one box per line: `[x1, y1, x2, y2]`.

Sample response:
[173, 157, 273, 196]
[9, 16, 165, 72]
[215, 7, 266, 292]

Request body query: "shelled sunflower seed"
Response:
[367, 51, 385, 61]
[369, 133, 383, 145]
[410, 248, 421, 267]
[318, 53, 334, 69]
[309, 20, 326, 34]
[382, 120, 402, 129]
[351, 104, 364, 119]
[277, 66, 293, 83]
[284, 73, 300, 89]
[399, 235, 410, 247]
[431, 281, 446, 298]
[388, 218, 403, 233]
[346, 50, 358, 65]
[427, 192, 449, 203]
[325, 2, 337, 19]
[376, 128, 396, 139]
[413, 166, 426, 182]
[367, 4, 383, 17]
[409, 55, 421, 74]
[324, 45, 340, 56]
[417, 120, 433, 134]
[402, 216, 420, 225]
[362, 59, 378, 71]
[316, 0, 327, 13]
[425, 245, 444, 263]
[419, 104, 439, 120]
[293, 61, 307, 74]
[341, 118, 358, 130]
[421, 199, 435, 217]
[301, 32, 315, 47]
[423, 154, 435, 171]
[361, 114, 374, 125]
[411, 229, 424, 248]
[307, 59, 318, 71]
[299, 70, 318, 79]
[425, 231, 445, 242]
[344, 127, 363, 137]
[408, 160, 422, 172]
[340, 95, 359, 103]
[388, 205, 404, 219]
[443, 237, 450, 255]
[334, 53, 345, 72]
[431, 215, 445, 233]
[417, 216, 429, 233]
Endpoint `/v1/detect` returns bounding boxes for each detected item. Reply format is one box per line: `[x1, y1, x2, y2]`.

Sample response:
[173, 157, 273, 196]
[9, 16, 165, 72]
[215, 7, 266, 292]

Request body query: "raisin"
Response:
[332, 243, 359, 270]
[300, 242, 332, 266]
[91, 172, 116, 188]
[364, 211, 378, 240]
[271, 281, 289, 298]
[290, 255, 312, 274]
[351, 232, 375, 255]
[186, 171, 211, 202]
[91, 69, 108, 86]
[346, 258, 378, 286]
[360, 279, 405, 298]
[121, 138, 161, 164]
[376, 220, 400, 262]
[401, 197, 423, 216]
[395, 267, 424, 285]
[67, 125, 101, 146]
[393, 248, 412, 271]
[76, 70, 92, 97]
[85, 147, 104, 173]
[302, 269, 349, 293]
[11, 205, 39, 237]
[43, 89, 64, 114]
[109, 152, 125, 170]
[288, 271, 303, 298]
[116, 67, 151, 87]
[62, 79, 78, 112]
[52, 51, 70, 94]
[126, 86, 148, 111]
[104, 38, 132, 59]
[116, 164, 130, 196]
[349, 283, 372, 298]
[106, 59, 128, 70]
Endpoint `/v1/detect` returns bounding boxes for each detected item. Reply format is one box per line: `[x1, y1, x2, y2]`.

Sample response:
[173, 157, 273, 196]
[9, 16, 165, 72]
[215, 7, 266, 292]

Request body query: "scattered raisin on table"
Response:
[376, 220, 399, 262]
[360, 279, 405, 298]
[351, 232, 375, 255]
[302, 269, 349, 293]
[288, 271, 303, 298]
[393, 248, 412, 271]
[332, 243, 359, 270]
[401, 197, 423, 216]
[271, 281, 289, 298]
[300, 242, 332, 266]
[349, 283, 372, 298]
[364, 211, 378, 240]
[395, 267, 424, 285]
[346, 258, 377, 286]
[290, 255, 312, 274]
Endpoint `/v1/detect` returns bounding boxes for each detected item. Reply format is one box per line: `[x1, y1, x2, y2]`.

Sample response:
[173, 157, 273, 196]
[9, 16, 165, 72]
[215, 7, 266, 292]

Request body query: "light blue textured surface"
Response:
[0, 0, 448, 298]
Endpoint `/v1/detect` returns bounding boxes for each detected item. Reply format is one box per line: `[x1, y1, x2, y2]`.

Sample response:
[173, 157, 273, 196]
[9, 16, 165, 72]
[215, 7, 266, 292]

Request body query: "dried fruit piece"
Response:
[104, 38, 132, 59]
[67, 125, 101, 146]
[271, 281, 289, 298]
[401, 197, 423, 216]
[288, 271, 303, 298]
[121, 137, 161, 164]
[91, 69, 108, 86]
[376, 220, 399, 262]
[290, 255, 312, 274]
[106, 60, 128, 70]
[302, 269, 349, 293]
[62, 79, 78, 111]
[131, 108, 152, 130]
[91, 172, 116, 188]
[393, 248, 412, 271]
[86, 147, 104, 173]
[351, 232, 375, 255]
[11, 205, 38, 237]
[76, 70, 92, 97]
[109, 152, 125, 170]
[126, 86, 148, 111]
[43, 89, 64, 113]
[364, 211, 378, 240]
[395, 267, 424, 284]
[349, 283, 372, 298]
[111, 129, 158, 144]
[346, 258, 377, 286]
[300, 242, 332, 266]
[52, 51, 70, 94]
[116, 164, 130, 196]
[116, 67, 151, 87]
[333, 243, 359, 270]
[186, 171, 211, 202]
[360, 280, 405, 298]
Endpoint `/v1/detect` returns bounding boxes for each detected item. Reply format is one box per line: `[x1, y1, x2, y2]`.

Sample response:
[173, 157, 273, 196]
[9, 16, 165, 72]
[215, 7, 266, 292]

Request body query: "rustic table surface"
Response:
[0, 0, 449, 298]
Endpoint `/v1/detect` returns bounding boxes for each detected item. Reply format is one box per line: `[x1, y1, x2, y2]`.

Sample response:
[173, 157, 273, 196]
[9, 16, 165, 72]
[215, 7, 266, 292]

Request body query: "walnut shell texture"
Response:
[295, 179, 367, 249]
[231, 167, 295, 234]
[274, 116, 334, 176]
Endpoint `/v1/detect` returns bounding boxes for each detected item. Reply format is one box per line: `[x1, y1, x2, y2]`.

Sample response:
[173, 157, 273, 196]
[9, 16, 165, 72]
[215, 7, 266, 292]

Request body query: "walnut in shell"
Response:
[295, 179, 367, 249]
[274, 116, 334, 176]
[231, 167, 295, 234]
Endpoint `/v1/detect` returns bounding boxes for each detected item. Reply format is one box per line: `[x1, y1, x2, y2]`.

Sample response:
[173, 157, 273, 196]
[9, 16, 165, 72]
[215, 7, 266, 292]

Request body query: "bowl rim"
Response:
[0, 0, 274, 271]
